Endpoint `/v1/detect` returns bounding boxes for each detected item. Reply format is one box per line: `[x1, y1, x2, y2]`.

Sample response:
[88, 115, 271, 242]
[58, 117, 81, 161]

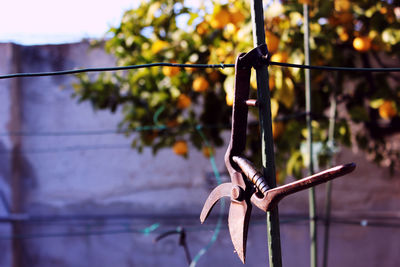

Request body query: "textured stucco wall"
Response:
[0, 42, 399, 267]
[0, 42, 16, 267]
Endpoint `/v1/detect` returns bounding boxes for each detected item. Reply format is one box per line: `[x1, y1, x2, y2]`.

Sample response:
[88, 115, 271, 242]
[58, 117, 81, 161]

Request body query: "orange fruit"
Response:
[272, 121, 285, 140]
[162, 64, 180, 77]
[177, 94, 191, 109]
[173, 140, 188, 155]
[339, 31, 349, 42]
[379, 100, 397, 120]
[269, 76, 275, 90]
[193, 77, 209, 92]
[229, 10, 245, 25]
[211, 9, 230, 29]
[196, 21, 208, 35]
[202, 146, 214, 158]
[265, 31, 279, 53]
[334, 0, 351, 12]
[298, 0, 311, 5]
[353, 37, 371, 52]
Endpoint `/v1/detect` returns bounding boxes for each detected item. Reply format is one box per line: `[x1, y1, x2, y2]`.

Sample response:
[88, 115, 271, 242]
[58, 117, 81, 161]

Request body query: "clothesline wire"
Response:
[1, 61, 400, 80]
[1, 216, 400, 240]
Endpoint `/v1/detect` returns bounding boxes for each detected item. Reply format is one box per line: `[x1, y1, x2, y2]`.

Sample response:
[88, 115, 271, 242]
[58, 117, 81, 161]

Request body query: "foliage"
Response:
[73, 0, 400, 180]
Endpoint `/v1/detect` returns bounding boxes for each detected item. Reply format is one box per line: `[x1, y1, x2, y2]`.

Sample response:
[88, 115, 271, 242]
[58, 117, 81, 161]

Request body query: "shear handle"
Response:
[232, 156, 269, 195]
[251, 162, 356, 211]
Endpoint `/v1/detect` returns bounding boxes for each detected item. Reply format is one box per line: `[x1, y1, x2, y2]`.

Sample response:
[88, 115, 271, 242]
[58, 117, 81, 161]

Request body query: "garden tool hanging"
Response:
[200, 45, 356, 263]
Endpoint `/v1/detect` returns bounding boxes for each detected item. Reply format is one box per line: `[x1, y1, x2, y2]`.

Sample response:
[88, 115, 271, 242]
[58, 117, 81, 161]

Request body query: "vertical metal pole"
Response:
[250, 1, 282, 266]
[322, 93, 337, 267]
[303, 3, 317, 267]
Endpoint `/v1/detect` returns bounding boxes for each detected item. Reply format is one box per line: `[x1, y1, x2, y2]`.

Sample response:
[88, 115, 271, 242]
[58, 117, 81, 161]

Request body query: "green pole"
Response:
[303, 3, 317, 267]
[250, 0, 283, 266]
[322, 92, 337, 267]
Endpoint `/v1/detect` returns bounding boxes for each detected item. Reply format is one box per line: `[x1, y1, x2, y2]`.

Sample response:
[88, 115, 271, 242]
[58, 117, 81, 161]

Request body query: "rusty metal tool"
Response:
[199, 46, 356, 264]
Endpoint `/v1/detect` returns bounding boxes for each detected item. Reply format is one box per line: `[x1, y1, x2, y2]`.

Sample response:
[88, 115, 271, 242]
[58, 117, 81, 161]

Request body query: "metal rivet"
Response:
[231, 186, 244, 201]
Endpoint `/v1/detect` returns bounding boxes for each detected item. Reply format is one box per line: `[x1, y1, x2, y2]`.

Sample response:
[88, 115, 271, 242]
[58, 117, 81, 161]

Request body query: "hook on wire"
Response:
[154, 226, 192, 265]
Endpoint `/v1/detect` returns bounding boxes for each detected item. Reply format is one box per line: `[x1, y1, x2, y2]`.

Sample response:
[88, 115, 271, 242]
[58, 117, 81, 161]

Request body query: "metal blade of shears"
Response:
[200, 183, 232, 224]
[228, 196, 252, 264]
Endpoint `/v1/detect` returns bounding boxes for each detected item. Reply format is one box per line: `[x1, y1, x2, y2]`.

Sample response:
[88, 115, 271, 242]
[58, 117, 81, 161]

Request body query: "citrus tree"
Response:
[73, 0, 400, 181]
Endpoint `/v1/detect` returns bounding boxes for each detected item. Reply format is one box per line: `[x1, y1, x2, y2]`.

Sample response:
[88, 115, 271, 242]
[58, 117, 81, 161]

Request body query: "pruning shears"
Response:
[200, 45, 356, 263]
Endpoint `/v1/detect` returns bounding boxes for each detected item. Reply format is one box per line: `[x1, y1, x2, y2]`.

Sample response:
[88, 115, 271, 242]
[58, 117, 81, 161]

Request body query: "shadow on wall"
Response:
[0, 141, 38, 213]
[0, 141, 12, 213]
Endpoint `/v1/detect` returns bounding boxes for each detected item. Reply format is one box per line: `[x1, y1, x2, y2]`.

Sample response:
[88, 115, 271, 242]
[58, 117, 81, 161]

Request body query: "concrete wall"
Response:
[0, 42, 399, 267]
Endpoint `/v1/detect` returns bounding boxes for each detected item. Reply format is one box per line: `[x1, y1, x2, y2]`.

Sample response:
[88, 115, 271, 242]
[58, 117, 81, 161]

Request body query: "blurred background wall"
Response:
[0, 42, 399, 267]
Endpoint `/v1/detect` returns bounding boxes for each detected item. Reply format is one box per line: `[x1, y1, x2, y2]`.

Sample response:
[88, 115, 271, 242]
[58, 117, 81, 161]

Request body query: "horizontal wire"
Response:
[329, 218, 400, 228]
[1, 61, 399, 80]
[3, 212, 399, 224]
[1, 216, 399, 240]
[0, 218, 306, 240]
[0, 63, 235, 80]
[270, 61, 400, 72]
[0, 212, 212, 223]
[0, 223, 161, 240]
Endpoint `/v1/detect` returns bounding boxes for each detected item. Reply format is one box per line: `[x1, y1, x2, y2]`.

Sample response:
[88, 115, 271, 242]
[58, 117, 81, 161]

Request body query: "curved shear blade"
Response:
[200, 183, 232, 223]
[228, 198, 252, 264]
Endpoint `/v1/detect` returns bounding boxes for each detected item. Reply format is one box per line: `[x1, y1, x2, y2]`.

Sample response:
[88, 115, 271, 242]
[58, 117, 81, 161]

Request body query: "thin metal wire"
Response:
[270, 62, 400, 72]
[0, 223, 160, 240]
[0, 63, 235, 80]
[1, 61, 399, 80]
[2, 215, 400, 240]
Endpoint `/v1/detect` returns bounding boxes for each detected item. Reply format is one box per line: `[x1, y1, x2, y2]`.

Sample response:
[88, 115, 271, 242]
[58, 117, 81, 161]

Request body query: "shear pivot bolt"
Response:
[231, 186, 244, 201]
